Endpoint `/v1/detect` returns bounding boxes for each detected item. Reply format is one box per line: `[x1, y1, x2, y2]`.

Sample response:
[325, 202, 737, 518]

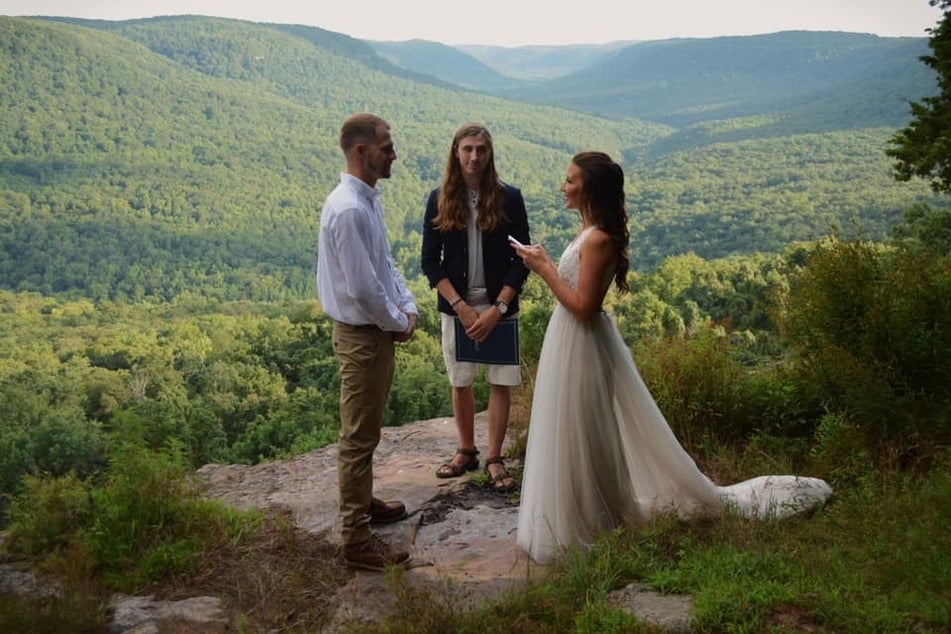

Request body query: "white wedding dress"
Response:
[516, 227, 832, 564]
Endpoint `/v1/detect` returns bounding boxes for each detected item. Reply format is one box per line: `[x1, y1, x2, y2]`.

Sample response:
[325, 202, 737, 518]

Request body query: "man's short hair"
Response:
[340, 113, 388, 153]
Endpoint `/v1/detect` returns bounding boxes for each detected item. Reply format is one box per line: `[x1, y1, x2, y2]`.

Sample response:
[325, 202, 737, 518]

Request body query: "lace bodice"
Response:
[557, 226, 614, 291]
[557, 231, 585, 290]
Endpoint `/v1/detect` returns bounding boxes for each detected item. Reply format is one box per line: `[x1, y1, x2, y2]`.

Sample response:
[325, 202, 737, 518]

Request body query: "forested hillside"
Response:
[0, 16, 944, 302]
[0, 16, 655, 301]
[373, 32, 933, 132]
[502, 31, 934, 130]
[372, 40, 636, 85]
[369, 39, 520, 91]
[456, 41, 637, 80]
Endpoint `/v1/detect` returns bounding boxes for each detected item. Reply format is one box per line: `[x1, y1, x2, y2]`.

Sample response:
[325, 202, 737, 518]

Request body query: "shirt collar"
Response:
[341, 172, 380, 201]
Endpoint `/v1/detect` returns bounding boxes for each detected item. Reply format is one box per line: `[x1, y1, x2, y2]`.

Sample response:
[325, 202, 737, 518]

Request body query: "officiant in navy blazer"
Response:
[420, 122, 530, 493]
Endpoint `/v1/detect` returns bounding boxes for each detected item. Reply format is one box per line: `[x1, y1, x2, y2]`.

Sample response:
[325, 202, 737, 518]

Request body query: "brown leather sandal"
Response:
[435, 447, 480, 478]
[484, 456, 516, 493]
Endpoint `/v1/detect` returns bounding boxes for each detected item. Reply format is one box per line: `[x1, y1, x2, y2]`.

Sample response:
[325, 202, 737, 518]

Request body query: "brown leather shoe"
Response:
[343, 533, 411, 572]
[369, 496, 407, 524]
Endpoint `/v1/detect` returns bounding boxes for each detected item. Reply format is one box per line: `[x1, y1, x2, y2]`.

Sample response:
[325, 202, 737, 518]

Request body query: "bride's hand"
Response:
[513, 243, 553, 274]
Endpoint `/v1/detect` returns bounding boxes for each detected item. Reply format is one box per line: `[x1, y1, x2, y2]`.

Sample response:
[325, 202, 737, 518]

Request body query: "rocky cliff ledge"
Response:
[196, 412, 541, 630]
[195, 412, 699, 632]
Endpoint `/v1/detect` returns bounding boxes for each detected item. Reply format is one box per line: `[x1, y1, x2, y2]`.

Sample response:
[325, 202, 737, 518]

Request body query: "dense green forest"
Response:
[1, 15, 946, 303]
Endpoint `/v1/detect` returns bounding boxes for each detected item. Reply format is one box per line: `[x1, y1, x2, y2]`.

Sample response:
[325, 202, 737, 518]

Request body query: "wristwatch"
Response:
[494, 299, 509, 315]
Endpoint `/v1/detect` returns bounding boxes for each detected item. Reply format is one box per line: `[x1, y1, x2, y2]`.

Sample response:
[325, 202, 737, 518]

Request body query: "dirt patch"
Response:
[417, 479, 519, 525]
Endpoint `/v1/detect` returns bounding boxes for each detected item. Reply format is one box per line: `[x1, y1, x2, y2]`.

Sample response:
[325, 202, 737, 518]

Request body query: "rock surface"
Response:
[196, 412, 707, 631]
[196, 412, 547, 630]
[109, 594, 227, 633]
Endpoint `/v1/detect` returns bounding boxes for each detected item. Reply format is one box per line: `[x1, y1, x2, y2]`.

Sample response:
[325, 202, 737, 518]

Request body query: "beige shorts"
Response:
[441, 311, 521, 388]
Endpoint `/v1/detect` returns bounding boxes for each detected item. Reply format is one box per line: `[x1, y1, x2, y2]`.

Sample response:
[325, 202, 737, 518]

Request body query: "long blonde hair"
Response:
[432, 123, 506, 232]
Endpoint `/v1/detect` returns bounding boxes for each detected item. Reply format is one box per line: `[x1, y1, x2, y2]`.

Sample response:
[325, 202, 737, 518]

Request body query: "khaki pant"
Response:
[332, 321, 395, 546]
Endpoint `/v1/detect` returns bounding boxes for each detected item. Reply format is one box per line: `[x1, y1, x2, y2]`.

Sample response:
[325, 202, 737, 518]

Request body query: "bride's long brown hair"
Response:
[432, 123, 507, 232]
[573, 151, 630, 293]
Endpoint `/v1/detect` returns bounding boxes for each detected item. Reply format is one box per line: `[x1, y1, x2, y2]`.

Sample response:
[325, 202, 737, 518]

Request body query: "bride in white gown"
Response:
[512, 152, 831, 564]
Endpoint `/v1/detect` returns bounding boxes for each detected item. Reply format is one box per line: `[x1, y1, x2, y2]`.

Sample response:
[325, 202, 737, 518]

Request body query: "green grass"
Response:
[363, 454, 949, 634]
[0, 444, 349, 632]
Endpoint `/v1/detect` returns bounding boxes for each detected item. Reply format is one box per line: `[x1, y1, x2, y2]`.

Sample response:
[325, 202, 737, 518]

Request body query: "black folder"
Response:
[454, 318, 520, 365]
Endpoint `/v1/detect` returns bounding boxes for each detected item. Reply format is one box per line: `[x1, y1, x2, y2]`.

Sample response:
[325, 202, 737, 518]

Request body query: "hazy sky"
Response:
[0, 0, 942, 47]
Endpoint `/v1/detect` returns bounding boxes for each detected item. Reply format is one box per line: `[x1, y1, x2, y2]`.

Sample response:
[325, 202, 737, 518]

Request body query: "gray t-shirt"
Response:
[466, 189, 488, 305]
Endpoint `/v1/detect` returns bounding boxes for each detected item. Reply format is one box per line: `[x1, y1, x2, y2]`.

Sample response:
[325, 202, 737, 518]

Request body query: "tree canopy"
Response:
[888, 0, 951, 193]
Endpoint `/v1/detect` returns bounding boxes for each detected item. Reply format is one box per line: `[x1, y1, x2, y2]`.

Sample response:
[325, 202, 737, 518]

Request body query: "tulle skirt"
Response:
[516, 306, 831, 563]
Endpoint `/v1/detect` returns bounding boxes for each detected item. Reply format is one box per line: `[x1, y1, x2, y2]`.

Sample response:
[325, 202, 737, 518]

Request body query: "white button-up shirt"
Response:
[316, 173, 417, 331]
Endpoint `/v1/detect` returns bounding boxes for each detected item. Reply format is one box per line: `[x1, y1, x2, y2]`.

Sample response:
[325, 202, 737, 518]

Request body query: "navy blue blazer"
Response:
[420, 185, 531, 316]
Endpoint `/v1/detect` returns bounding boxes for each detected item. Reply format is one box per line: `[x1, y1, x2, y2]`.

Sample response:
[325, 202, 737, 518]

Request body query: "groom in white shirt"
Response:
[316, 113, 418, 571]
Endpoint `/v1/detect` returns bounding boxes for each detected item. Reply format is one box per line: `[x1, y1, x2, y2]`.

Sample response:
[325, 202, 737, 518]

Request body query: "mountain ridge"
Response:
[374, 30, 932, 129]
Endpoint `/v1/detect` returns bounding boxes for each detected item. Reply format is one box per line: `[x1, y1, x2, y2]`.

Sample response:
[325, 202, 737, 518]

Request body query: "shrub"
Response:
[5, 472, 92, 557]
[634, 327, 760, 446]
[6, 443, 259, 589]
[0, 390, 105, 519]
[781, 238, 951, 465]
[810, 410, 875, 485]
[30, 411, 106, 478]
